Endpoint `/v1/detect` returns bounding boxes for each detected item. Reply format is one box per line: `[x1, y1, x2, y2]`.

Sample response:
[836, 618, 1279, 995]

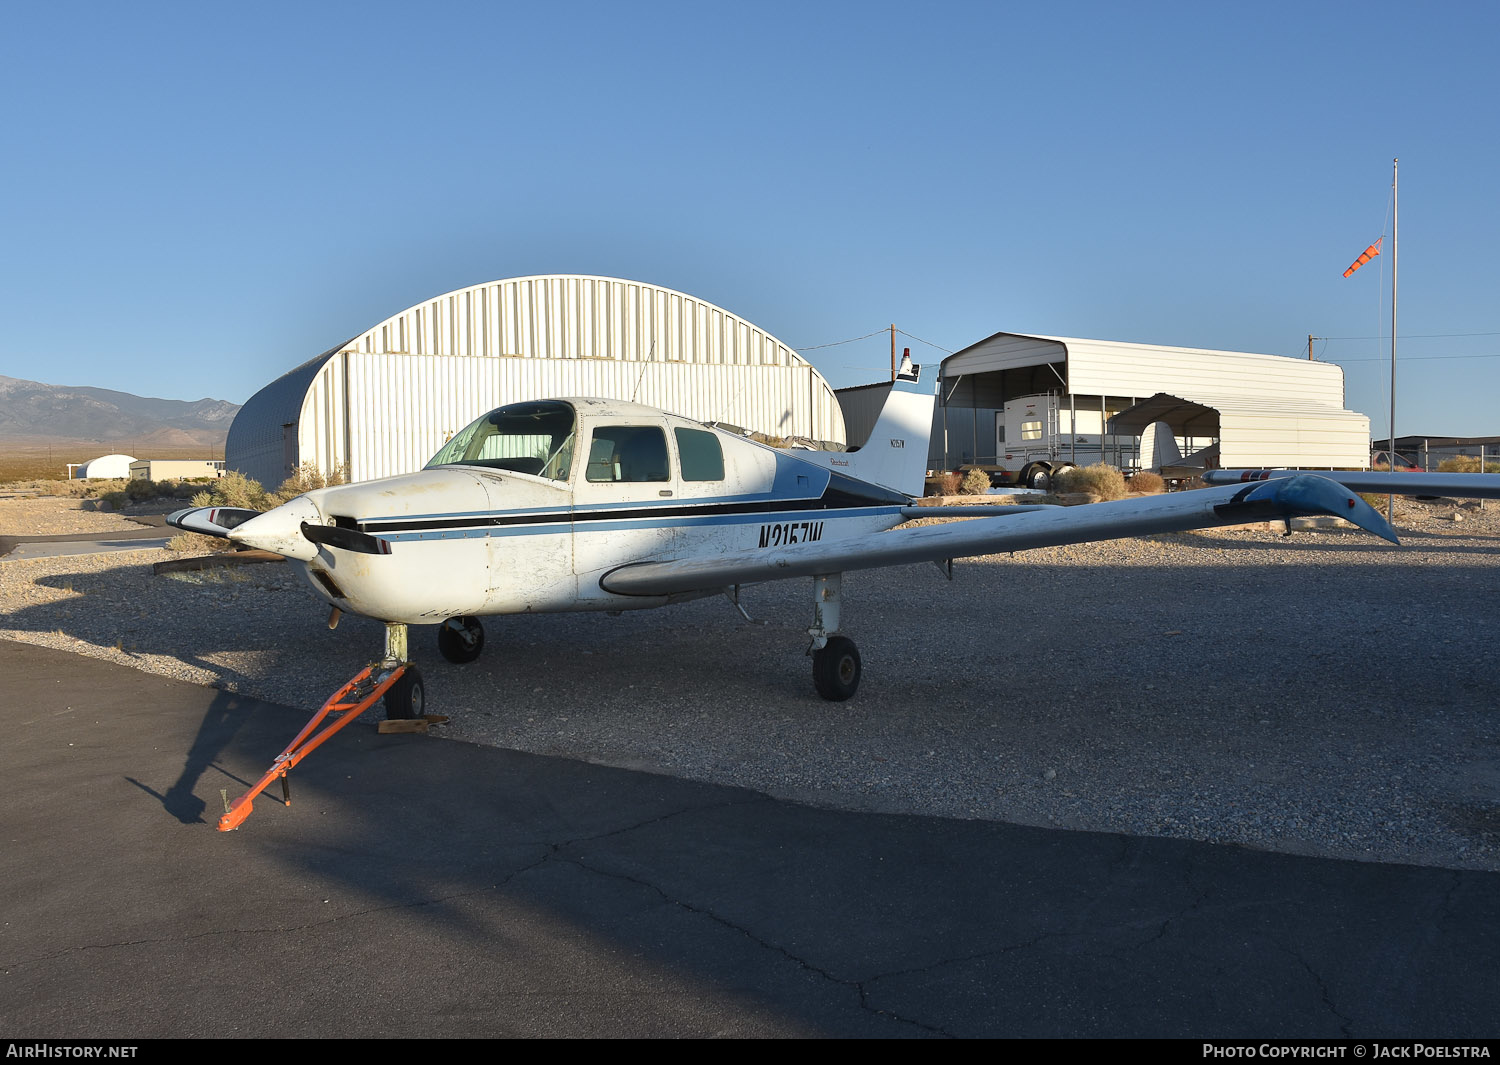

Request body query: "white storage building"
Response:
[227, 275, 846, 487]
[842, 332, 1371, 471]
[71, 454, 136, 480]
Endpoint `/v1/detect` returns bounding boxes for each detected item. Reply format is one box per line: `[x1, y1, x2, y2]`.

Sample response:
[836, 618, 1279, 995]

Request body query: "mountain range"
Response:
[0, 375, 240, 448]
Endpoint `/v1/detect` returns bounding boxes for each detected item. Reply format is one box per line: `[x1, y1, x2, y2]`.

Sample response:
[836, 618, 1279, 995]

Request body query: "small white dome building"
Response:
[74, 454, 136, 479]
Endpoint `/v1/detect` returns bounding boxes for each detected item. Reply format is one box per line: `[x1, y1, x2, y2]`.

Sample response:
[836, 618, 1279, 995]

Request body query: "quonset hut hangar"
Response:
[838, 332, 1370, 482]
[226, 275, 846, 487]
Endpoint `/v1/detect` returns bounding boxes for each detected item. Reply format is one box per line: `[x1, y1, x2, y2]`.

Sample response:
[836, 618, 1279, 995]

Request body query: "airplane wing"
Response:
[1204, 469, 1500, 500]
[601, 474, 1398, 596]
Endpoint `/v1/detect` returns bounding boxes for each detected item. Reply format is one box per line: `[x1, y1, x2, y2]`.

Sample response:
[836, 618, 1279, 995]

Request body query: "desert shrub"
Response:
[1128, 471, 1165, 494]
[1437, 455, 1500, 474]
[98, 490, 128, 510]
[199, 470, 276, 511]
[275, 461, 350, 499]
[959, 468, 991, 495]
[1055, 463, 1128, 501]
[65, 478, 129, 499]
[124, 478, 162, 502]
[925, 472, 961, 497]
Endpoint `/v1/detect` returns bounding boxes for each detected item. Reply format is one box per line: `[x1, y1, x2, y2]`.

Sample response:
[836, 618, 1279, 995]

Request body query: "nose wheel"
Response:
[378, 621, 426, 720]
[383, 666, 426, 720]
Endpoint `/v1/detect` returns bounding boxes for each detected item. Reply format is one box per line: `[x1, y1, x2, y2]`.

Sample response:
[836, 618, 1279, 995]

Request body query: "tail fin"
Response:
[1138, 421, 1183, 472]
[804, 352, 934, 497]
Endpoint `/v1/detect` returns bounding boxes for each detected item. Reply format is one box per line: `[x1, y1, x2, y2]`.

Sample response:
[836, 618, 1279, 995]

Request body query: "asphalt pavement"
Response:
[0, 520, 170, 562]
[3, 639, 1498, 1039]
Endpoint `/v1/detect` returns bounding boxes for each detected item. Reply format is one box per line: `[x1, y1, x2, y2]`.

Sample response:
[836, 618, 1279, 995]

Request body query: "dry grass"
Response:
[925, 472, 961, 497]
[1437, 455, 1500, 474]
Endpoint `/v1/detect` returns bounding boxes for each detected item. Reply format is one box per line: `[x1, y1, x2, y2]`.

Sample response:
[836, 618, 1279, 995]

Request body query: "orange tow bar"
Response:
[218, 663, 407, 832]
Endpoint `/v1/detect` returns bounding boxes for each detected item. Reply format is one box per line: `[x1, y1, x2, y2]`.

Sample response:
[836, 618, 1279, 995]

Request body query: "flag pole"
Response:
[1388, 157, 1398, 521]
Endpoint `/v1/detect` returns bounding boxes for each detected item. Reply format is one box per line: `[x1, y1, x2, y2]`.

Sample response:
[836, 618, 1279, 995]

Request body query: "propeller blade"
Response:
[167, 506, 263, 537]
[299, 522, 391, 555]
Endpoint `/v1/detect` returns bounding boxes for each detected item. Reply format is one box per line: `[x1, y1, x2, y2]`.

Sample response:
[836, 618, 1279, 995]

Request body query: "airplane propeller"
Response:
[299, 521, 392, 555]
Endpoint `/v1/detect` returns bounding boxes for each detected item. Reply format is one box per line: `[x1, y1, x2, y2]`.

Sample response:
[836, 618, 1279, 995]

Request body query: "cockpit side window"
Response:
[425, 401, 575, 481]
[674, 427, 725, 481]
[585, 426, 670, 483]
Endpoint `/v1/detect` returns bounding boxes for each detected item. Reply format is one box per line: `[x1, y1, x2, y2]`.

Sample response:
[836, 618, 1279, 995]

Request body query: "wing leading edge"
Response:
[600, 474, 1398, 597]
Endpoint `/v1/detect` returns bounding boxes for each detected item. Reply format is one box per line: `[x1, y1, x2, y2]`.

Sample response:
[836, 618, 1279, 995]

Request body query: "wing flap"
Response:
[601, 474, 1398, 597]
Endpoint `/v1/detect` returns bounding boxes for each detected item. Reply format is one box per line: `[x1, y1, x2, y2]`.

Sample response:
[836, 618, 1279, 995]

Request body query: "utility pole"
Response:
[890, 324, 897, 381]
[1389, 157, 1399, 523]
[1307, 335, 1320, 360]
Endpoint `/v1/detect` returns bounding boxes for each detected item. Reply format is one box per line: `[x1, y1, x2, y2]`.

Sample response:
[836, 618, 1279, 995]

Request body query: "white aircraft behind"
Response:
[171, 357, 1399, 718]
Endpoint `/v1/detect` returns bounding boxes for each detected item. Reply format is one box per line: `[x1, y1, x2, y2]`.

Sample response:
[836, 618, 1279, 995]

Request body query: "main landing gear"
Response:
[438, 615, 485, 664]
[808, 573, 862, 701]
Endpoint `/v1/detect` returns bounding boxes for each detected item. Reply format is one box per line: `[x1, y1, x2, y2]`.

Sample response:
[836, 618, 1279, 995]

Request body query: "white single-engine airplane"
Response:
[171, 357, 1400, 719]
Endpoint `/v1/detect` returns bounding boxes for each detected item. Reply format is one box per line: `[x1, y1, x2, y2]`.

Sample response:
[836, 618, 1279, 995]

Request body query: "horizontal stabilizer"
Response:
[1206, 469, 1500, 501]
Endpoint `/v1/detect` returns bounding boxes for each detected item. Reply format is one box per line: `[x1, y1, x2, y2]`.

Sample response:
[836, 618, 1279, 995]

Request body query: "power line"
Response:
[791, 328, 890, 351]
[894, 328, 954, 354]
[1320, 330, 1500, 341]
[1322, 351, 1500, 363]
[793, 326, 957, 355]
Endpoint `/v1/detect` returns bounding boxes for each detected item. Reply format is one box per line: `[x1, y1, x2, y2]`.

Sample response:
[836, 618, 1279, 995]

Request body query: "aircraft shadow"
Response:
[4, 541, 1500, 1035]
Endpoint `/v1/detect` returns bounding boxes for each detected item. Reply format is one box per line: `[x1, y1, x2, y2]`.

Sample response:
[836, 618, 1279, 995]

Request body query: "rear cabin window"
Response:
[674, 428, 724, 481]
[1020, 419, 1043, 441]
[586, 426, 670, 483]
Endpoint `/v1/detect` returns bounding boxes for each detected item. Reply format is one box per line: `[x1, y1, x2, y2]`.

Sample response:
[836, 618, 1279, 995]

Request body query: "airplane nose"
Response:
[228, 495, 323, 561]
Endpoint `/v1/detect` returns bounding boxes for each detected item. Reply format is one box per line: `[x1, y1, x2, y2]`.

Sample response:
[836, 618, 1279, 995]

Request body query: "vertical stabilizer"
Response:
[1138, 421, 1183, 472]
[802, 352, 934, 497]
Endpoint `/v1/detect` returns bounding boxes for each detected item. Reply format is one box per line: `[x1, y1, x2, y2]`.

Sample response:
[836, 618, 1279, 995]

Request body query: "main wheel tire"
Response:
[437, 615, 485, 664]
[384, 666, 426, 720]
[812, 636, 862, 701]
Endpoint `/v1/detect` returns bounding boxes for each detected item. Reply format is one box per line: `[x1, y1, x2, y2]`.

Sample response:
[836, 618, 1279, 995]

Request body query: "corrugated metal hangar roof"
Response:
[938, 332, 1370, 469]
[227, 276, 845, 486]
[941, 332, 1351, 409]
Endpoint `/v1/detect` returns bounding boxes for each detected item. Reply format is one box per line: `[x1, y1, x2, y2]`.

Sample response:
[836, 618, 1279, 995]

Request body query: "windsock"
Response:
[1343, 237, 1383, 278]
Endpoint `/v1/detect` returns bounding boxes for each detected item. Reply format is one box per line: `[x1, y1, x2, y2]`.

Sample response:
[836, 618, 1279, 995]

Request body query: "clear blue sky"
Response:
[3, 1, 1496, 437]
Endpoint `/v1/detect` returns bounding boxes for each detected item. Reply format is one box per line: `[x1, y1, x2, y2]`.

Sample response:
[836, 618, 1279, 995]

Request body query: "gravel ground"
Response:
[0, 494, 151, 535]
[2, 494, 1498, 872]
